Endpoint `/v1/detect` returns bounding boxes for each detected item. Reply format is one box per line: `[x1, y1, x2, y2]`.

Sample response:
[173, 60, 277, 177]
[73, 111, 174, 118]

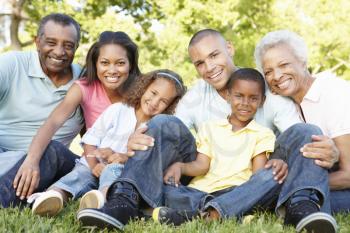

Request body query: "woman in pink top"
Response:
[24, 31, 141, 193]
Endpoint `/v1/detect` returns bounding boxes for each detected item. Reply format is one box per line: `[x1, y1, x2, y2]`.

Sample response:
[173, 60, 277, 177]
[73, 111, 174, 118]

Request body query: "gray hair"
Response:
[37, 13, 81, 44]
[254, 30, 308, 72]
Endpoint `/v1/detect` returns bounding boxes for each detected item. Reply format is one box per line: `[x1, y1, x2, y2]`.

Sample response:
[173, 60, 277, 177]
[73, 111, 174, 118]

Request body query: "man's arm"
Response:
[13, 84, 83, 199]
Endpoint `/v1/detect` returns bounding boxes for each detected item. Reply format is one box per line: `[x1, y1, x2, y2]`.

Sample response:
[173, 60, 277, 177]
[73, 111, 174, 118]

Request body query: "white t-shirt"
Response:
[175, 79, 301, 134]
[80, 103, 137, 167]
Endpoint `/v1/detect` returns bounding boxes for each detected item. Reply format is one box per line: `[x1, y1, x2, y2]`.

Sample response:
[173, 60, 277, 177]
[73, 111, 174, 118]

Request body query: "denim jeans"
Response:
[194, 123, 328, 218]
[0, 148, 26, 177]
[0, 140, 78, 207]
[163, 184, 237, 212]
[203, 123, 350, 217]
[116, 114, 197, 207]
[53, 161, 124, 199]
[111, 118, 349, 216]
[330, 189, 350, 214]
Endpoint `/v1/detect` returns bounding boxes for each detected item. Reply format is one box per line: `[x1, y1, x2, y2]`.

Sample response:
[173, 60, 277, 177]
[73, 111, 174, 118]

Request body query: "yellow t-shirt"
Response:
[188, 119, 275, 193]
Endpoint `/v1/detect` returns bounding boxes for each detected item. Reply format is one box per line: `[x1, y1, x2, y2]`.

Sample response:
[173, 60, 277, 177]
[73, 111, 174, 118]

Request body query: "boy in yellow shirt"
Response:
[153, 68, 288, 225]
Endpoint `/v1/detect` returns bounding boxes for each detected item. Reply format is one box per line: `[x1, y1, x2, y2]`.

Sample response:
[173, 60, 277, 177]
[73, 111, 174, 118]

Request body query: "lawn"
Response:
[1, 201, 350, 233]
[1, 137, 344, 232]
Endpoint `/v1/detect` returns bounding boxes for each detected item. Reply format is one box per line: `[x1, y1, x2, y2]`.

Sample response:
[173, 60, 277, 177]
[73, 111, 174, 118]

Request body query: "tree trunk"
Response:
[10, 0, 26, 50]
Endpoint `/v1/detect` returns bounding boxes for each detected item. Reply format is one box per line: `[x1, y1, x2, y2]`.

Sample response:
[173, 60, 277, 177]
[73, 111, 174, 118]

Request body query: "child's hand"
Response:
[163, 162, 184, 187]
[265, 159, 288, 184]
[100, 152, 129, 164]
[92, 163, 106, 178]
[86, 148, 114, 164]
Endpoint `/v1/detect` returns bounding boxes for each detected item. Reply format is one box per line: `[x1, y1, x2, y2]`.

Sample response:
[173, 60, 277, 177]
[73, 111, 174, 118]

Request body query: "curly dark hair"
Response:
[124, 69, 187, 115]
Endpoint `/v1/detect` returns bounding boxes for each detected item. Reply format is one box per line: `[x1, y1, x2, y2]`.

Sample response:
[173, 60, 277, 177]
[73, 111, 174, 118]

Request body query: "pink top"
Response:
[300, 72, 350, 138]
[75, 79, 111, 129]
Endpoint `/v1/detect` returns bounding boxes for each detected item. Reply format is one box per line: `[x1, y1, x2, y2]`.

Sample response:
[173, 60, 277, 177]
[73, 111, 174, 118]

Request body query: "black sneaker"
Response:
[285, 199, 337, 233]
[77, 182, 141, 230]
[152, 206, 198, 226]
[295, 212, 337, 233]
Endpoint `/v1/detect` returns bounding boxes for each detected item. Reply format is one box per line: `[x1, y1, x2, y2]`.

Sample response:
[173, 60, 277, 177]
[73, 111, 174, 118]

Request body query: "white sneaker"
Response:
[78, 190, 105, 211]
[30, 190, 63, 217]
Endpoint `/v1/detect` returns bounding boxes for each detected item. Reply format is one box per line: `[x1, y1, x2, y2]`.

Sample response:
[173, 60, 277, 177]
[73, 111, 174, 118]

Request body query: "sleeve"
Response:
[195, 122, 213, 159]
[253, 128, 276, 158]
[266, 90, 302, 133]
[0, 52, 15, 102]
[81, 103, 120, 147]
[74, 79, 88, 104]
[325, 83, 350, 138]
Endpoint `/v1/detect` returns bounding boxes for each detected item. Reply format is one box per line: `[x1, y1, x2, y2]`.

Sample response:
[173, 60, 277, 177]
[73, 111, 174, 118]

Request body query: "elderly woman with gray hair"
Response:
[254, 30, 350, 232]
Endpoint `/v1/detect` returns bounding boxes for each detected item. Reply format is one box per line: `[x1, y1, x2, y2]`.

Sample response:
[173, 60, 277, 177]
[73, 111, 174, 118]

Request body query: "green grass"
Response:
[1, 201, 349, 233]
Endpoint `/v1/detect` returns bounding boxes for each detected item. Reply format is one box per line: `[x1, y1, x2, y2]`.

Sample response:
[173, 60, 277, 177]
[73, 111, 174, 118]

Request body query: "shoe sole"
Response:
[32, 193, 63, 217]
[77, 209, 124, 230]
[296, 212, 338, 233]
[78, 190, 104, 211]
[152, 207, 161, 222]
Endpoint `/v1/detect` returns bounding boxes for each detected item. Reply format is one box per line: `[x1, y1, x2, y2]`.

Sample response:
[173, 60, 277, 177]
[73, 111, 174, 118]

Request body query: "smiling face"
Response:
[96, 44, 130, 92]
[189, 34, 235, 92]
[35, 20, 78, 77]
[262, 43, 307, 100]
[140, 78, 177, 119]
[227, 79, 265, 128]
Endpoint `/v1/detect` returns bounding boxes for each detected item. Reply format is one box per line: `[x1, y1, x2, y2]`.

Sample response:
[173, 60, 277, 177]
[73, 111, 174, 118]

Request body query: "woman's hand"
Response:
[301, 135, 339, 169]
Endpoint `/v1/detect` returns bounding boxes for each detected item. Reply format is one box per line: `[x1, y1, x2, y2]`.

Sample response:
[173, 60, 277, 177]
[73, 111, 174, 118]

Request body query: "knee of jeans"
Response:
[287, 123, 322, 136]
[43, 140, 62, 159]
[148, 114, 180, 128]
[47, 140, 62, 149]
[251, 168, 275, 183]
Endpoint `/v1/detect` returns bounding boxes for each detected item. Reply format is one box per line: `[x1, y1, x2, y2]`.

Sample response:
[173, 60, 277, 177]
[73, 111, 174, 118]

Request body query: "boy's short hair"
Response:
[226, 68, 266, 96]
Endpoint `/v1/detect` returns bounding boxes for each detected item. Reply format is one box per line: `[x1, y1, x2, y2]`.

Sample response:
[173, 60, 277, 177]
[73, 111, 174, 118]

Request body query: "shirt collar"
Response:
[28, 51, 79, 80]
[28, 51, 48, 79]
[302, 76, 324, 102]
[217, 117, 260, 132]
[27, 51, 81, 91]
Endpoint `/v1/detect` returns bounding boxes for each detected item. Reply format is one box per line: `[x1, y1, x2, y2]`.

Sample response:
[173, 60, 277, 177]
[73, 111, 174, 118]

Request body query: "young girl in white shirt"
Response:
[29, 69, 186, 217]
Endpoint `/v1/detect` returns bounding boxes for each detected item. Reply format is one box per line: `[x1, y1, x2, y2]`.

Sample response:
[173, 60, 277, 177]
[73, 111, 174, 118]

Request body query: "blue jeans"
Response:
[173, 123, 338, 218]
[53, 161, 123, 199]
[196, 123, 329, 218]
[0, 148, 26, 177]
[112, 118, 350, 216]
[116, 115, 197, 207]
[0, 140, 78, 207]
[330, 189, 350, 214]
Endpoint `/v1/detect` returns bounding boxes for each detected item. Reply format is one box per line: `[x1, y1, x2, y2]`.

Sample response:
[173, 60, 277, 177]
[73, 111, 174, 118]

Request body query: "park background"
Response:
[1, 0, 350, 232]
